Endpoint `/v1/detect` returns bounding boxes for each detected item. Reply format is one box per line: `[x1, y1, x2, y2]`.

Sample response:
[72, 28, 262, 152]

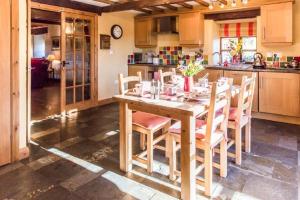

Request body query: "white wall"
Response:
[98, 12, 139, 100]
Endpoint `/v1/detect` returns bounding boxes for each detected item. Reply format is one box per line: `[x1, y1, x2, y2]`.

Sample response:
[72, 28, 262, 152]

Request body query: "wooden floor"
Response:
[1, 103, 300, 200]
[31, 80, 60, 121]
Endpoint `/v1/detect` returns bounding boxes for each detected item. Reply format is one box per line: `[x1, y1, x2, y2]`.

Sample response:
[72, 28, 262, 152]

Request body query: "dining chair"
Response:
[168, 79, 233, 196]
[118, 72, 171, 173]
[226, 73, 256, 165]
[158, 68, 176, 86]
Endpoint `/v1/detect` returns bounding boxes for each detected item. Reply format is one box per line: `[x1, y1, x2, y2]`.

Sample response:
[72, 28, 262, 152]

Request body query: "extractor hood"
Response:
[156, 16, 178, 34]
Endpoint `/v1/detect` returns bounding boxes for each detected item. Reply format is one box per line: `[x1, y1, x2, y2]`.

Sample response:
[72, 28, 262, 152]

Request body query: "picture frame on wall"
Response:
[100, 34, 111, 49]
[51, 36, 60, 50]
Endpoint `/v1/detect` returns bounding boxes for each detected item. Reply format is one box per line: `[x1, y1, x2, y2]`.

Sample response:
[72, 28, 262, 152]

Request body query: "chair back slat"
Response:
[205, 79, 233, 143]
[118, 72, 142, 95]
[236, 73, 256, 121]
[158, 69, 176, 86]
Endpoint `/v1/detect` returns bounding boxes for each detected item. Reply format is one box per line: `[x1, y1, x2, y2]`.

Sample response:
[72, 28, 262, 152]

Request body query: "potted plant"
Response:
[178, 59, 204, 92]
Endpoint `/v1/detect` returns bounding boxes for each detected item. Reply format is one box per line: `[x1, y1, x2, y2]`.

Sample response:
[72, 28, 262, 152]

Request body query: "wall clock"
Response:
[111, 24, 123, 40]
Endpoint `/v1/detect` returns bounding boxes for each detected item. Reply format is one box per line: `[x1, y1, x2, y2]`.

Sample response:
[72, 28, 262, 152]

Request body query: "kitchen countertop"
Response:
[129, 63, 300, 74]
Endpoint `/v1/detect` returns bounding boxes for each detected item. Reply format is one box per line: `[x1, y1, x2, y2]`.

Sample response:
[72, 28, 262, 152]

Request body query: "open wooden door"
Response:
[61, 12, 95, 113]
[0, 0, 12, 166]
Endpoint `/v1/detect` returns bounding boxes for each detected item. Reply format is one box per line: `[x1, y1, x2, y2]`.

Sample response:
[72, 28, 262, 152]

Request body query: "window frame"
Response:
[220, 36, 257, 64]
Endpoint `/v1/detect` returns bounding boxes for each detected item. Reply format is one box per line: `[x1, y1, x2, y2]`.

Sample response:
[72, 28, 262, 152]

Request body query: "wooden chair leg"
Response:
[235, 127, 242, 165]
[140, 133, 146, 150]
[245, 120, 251, 153]
[169, 134, 177, 181]
[165, 133, 170, 158]
[147, 132, 153, 173]
[204, 147, 213, 197]
[163, 121, 171, 158]
[220, 138, 227, 178]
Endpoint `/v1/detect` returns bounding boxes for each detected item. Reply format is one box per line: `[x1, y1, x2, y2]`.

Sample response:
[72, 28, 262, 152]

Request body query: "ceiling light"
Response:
[231, 0, 237, 7]
[209, 3, 214, 9]
[220, 3, 225, 8]
[242, 0, 248, 5]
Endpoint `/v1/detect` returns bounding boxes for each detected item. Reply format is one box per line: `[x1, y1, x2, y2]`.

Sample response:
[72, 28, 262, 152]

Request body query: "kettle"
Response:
[253, 53, 265, 68]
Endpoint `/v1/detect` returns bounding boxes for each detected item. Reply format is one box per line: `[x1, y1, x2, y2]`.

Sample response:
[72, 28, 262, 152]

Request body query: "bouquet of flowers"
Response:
[178, 59, 204, 77]
[230, 38, 242, 57]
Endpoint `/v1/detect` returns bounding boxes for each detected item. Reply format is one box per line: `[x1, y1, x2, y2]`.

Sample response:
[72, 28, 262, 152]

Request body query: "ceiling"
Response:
[71, 0, 213, 14]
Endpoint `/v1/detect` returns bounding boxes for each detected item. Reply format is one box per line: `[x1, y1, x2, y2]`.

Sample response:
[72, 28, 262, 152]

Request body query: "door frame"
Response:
[0, 0, 20, 166]
[27, 1, 98, 141]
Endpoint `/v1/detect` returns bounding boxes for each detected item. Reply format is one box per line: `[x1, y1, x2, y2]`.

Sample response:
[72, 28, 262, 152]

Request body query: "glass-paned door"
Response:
[61, 12, 95, 112]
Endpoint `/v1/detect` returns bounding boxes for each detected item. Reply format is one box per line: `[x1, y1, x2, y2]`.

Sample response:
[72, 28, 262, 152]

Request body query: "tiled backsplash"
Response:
[159, 46, 182, 65]
[159, 46, 208, 65]
[266, 54, 300, 67]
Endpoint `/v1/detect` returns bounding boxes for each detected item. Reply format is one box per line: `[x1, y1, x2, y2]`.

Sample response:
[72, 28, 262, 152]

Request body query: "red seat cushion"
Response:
[169, 119, 207, 139]
[229, 107, 239, 121]
[132, 111, 170, 130]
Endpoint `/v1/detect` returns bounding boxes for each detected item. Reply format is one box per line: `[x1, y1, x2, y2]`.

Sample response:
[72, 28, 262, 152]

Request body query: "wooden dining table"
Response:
[114, 85, 240, 200]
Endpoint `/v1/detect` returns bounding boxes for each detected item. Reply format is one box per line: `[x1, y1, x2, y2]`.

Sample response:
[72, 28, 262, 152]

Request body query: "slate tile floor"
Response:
[1, 103, 300, 200]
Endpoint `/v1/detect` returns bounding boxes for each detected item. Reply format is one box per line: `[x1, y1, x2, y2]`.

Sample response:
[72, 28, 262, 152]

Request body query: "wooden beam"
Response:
[178, 2, 193, 9]
[136, 8, 152, 14]
[101, 0, 192, 12]
[31, 0, 102, 14]
[204, 9, 260, 20]
[217, 0, 228, 5]
[163, 4, 178, 11]
[194, 0, 209, 7]
[148, 6, 165, 12]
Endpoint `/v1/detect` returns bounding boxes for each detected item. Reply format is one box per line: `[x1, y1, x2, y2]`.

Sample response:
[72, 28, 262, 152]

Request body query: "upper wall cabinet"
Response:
[135, 18, 157, 48]
[179, 12, 204, 47]
[261, 2, 293, 45]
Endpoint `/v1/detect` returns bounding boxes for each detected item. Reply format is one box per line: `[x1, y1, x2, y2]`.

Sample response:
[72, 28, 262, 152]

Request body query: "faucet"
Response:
[212, 52, 222, 66]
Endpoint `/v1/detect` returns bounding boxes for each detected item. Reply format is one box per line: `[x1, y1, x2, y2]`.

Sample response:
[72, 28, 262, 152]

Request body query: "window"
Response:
[221, 37, 257, 64]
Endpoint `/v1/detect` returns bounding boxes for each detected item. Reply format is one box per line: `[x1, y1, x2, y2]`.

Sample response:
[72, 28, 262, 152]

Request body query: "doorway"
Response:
[31, 9, 61, 120]
[28, 4, 97, 143]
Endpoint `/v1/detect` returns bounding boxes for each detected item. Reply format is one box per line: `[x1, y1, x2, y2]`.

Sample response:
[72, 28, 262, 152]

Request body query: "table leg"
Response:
[180, 115, 196, 200]
[119, 102, 132, 172]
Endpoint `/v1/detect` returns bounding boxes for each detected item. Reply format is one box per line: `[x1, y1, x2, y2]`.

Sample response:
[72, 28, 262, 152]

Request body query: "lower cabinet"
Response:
[259, 72, 300, 117]
[224, 71, 259, 112]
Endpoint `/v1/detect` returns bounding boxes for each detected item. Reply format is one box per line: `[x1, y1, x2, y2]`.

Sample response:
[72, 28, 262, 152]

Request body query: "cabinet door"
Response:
[179, 12, 204, 46]
[224, 71, 259, 112]
[259, 72, 300, 117]
[261, 2, 292, 44]
[135, 18, 156, 47]
[195, 69, 223, 82]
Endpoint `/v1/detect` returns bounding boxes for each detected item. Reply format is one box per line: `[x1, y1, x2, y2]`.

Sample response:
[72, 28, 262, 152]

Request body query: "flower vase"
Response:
[184, 76, 194, 93]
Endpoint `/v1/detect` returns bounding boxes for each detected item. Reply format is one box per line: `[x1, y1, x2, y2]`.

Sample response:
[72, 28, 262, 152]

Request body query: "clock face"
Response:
[111, 25, 123, 39]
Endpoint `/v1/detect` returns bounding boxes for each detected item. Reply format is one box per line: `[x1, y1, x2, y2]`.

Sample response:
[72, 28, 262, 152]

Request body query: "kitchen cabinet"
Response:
[128, 65, 149, 88]
[195, 69, 223, 82]
[261, 2, 293, 44]
[259, 72, 300, 117]
[224, 71, 259, 112]
[179, 12, 204, 47]
[135, 18, 157, 48]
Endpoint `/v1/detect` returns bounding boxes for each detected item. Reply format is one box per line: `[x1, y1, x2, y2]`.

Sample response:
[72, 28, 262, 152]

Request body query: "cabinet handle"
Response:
[263, 27, 266, 40]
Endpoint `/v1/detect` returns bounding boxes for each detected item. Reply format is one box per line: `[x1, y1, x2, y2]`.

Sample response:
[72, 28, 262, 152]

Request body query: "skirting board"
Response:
[98, 98, 116, 106]
[19, 147, 30, 160]
[253, 112, 300, 125]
